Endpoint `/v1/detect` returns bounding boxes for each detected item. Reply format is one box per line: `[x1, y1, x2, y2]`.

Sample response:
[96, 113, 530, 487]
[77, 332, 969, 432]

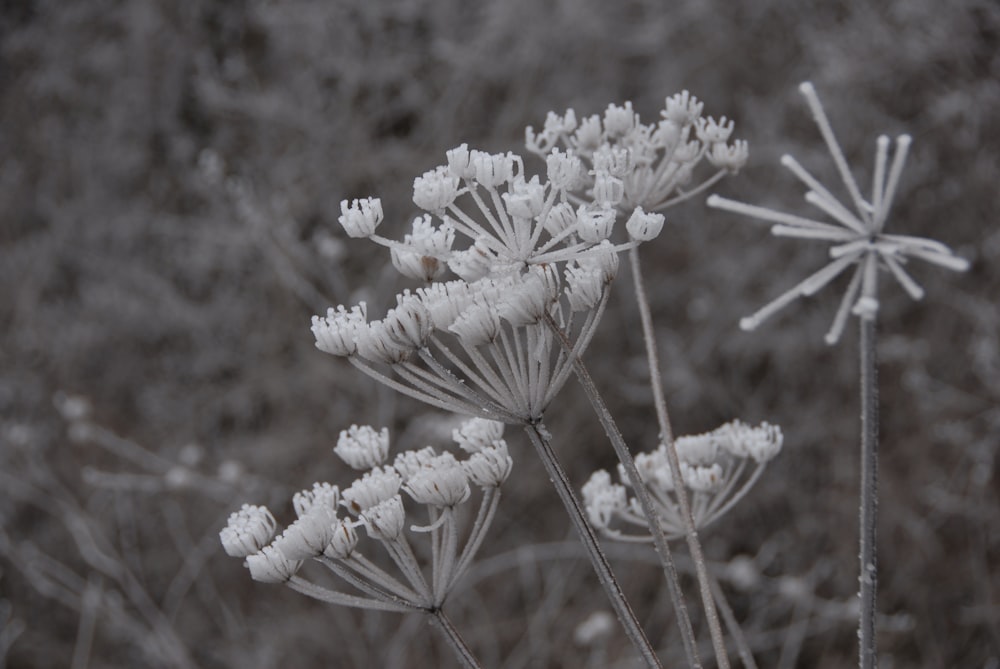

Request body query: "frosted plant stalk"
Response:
[707, 81, 970, 669]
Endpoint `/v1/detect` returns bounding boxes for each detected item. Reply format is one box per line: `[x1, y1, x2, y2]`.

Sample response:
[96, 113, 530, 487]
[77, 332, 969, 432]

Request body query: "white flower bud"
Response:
[293, 482, 340, 518]
[696, 116, 735, 144]
[446, 143, 475, 179]
[565, 263, 604, 312]
[245, 545, 301, 583]
[603, 101, 637, 138]
[625, 207, 665, 242]
[575, 205, 616, 243]
[707, 140, 749, 173]
[360, 495, 407, 541]
[448, 237, 496, 282]
[220, 504, 277, 558]
[406, 215, 455, 256]
[577, 240, 619, 284]
[573, 115, 603, 155]
[383, 292, 433, 350]
[418, 280, 474, 330]
[462, 440, 512, 488]
[311, 303, 368, 357]
[715, 420, 783, 463]
[273, 505, 338, 561]
[673, 434, 719, 465]
[323, 518, 359, 559]
[471, 150, 520, 187]
[662, 91, 704, 126]
[545, 149, 585, 191]
[341, 466, 402, 514]
[581, 470, 627, 529]
[413, 166, 460, 211]
[403, 455, 471, 507]
[449, 299, 502, 346]
[393, 446, 439, 480]
[502, 176, 547, 219]
[355, 320, 410, 364]
[592, 146, 631, 178]
[338, 197, 383, 238]
[391, 247, 445, 282]
[452, 417, 505, 453]
[335, 425, 390, 470]
[592, 171, 625, 207]
[629, 449, 675, 491]
[542, 202, 577, 237]
[681, 462, 724, 493]
[498, 266, 558, 326]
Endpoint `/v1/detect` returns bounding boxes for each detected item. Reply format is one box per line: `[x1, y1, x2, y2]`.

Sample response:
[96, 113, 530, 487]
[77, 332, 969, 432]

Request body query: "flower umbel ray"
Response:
[707, 82, 969, 344]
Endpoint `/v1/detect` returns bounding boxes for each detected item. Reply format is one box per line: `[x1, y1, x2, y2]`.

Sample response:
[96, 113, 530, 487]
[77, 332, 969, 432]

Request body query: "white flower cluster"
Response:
[220, 418, 511, 610]
[526, 92, 748, 216]
[582, 420, 782, 541]
[707, 82, 969, 344]
[314, 141, 671, 424]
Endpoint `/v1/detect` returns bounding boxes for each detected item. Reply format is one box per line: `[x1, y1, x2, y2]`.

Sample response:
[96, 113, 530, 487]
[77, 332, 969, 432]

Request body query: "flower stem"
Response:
[430, 608, 484, 669]
[545, 313, 701, 667]
[858, 316, 879, 669]
[523, 421, 663, 669]
[628, 245, 731, 669]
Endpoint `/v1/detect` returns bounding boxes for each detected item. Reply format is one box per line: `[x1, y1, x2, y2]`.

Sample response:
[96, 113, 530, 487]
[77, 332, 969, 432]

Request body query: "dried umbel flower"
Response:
[222, 421, 511, 614]
[335, 425, 390, 470]
[452, 417, 505, 453]
[220, 504, 277, 558]
[583, 420, 783, 540]
[338, 197, 383, 238]
[707, 82, 969, 344]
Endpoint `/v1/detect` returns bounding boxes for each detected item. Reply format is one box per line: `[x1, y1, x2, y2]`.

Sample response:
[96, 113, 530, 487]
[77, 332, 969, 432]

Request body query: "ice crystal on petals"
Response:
[335, 425, 390, 470]
[462, 440, 512, 488]
[707, 81, 969, 344]
[360, 495, 407, 541]
[341, 466, 402, 514]
[292, 482, 340, 518]
[403, 455, 471, 507]
[220, 504, 277, 558]
[246, 545, 301, 583]
[452, 417, 505, 453]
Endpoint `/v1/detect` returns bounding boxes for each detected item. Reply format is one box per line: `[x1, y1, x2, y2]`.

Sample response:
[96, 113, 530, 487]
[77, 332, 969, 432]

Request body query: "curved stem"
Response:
[628, 245, 731, 669]
[523, 421, 662, 669]
[544, 312, 701, 668]
[430, 608, 483, 669]
[858, 317, 879, 669]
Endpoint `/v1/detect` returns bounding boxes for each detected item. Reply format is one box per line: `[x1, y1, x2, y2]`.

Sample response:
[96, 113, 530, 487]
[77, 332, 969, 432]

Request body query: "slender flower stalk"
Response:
[707, 81, 970, 669]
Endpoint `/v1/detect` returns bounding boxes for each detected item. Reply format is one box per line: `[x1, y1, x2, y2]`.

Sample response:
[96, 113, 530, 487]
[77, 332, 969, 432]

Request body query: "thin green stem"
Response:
[523, 421, 663, 669]
[430, 608, 484, 669]
[858, 317, 879, 669]
[629, 245, 731, 669]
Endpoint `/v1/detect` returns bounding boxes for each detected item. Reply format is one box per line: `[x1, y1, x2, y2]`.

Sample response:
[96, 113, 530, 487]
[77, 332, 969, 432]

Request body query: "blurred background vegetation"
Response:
[1, 0, 997, 666]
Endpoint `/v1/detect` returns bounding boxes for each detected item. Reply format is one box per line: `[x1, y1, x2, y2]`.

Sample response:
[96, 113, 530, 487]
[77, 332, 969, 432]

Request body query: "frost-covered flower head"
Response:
[708, 82, 969, 344]
[221, 420, 512, 611]
[527, 93, 747, 214]
[583, 420, 782, 541]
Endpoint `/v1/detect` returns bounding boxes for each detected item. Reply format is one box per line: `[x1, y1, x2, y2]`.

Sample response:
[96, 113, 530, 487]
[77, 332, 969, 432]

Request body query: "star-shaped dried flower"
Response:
[708, 82, 969, 344]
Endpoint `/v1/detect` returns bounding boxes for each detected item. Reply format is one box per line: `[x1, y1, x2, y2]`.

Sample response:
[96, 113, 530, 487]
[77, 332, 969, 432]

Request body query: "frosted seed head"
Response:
[498, 270, 556, 326]
[413, 166, 460, 212]
[573, 115, 604, 155]
[393, 446, 439, 480]
[681, 462, 725, 492]
[245, 545, 301, 583]
[312, 303, 368, 357]
[542, 201, 578, 238]
[338, 197, 383, 238]
[452, 417, 505, 452]
[629, 449, 674, 491]
[403, 455, 471, 507]
[406, 214, 456, 257]
[592, 145, 631, 178]
[471, 150, 520, 187]
[220, 504, 278, 558]
[696, 116, 735, 144]
[673, 434, 719, 466]
[293, 482, 341, 518]
[360, 495, 407, 541]
[707, 140, 749, 173]
[273, 505, 338, 561]
[446, 143, 474, 179]
[575, 205, 616, 244]
[603, 101, 637, 138]
[716, 420, 783, 463]
[502, 175, 547, 219]
[462, 439, 513, 488]
[341, 466, 403, 515]
[323, 518, 359, 560]
[382, 293, 432, 350]
[663, 91, 704, 126]
[355, 320, 411, 365]
[335, 425, 390, 470]
[545, 149, 585, 191]
[592, 171, 625, 207]
[448, 237, 497, 282]
[625, 207, 665, 242]
[577, 240, 619, 284]
[581, 470, 627, 528]
[449, 299, 502, 346]
[391, 247, 445, 282]
[565, 263, 604, 312]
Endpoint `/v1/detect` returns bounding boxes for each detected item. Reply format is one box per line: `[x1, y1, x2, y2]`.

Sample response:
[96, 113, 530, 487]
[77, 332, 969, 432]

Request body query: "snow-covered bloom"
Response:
[708, 82, 969, 344]
[338, 197, 383, 238]
[220, 504, 277, 558]
[583, 420, 783, 540]
[222, 420, 512, 611]
[311, 303, 367, 357]
[335, 425, 390, 470]
[245, 545, 301, 583]
[526, 91, 747, 214]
